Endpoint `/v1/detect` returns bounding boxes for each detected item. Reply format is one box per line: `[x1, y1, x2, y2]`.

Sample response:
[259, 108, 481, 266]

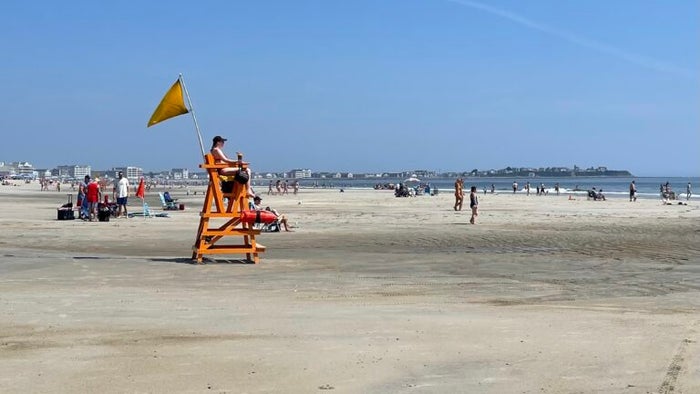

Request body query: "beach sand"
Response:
[1, 183, 699, 393]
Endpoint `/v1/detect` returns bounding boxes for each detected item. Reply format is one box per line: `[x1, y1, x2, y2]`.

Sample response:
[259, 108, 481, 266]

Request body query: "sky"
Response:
[1, 0, 698, 176]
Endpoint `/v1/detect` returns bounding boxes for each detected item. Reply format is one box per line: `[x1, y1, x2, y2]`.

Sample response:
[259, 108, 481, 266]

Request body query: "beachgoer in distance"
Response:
[113, 171, 130, 218]
[490, 184, 495, 194]
[77, 175, 89, 220]
[554, 183, 560, 196]
[86, 177, 101, 221]
[210, 135, 255, 197]
[512, 181, 518, 194]
[469, 185, 479, 224]
[687, 182, 692, 201]
[525, 182, 530, 196]
[251, 196, 292, 232]
[454, 178, 464, 211]
[267, 180, 273, 195]
[629, 180, 637, 202]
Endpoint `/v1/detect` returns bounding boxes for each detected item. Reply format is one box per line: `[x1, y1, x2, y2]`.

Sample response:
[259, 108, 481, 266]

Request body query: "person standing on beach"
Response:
[687, 182, 692, 200]
[469, 186, 479, 224]
[554, 183, 560, 196]
[525, 182, 531, 196]
[78, 175, 89, 220]
[512, 181, 518, 193]
[113, 171, 130, 218]
[454, 178, 464, 211]
[85, 177, 101, 221]
[629, 181, 637, 202]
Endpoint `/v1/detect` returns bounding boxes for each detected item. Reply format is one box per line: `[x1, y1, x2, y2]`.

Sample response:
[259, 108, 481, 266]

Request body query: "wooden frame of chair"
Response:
[192, 153, 265, 263]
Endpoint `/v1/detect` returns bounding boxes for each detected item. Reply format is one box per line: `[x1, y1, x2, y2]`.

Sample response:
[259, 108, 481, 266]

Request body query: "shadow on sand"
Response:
[147, 257, 255, 265]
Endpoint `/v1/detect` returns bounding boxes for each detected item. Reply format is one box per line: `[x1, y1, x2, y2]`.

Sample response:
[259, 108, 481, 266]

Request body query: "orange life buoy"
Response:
[240, 210, 277, 224]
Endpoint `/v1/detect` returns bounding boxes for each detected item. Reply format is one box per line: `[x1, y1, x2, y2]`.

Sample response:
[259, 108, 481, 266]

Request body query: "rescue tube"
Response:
[240, 209, 277, 224]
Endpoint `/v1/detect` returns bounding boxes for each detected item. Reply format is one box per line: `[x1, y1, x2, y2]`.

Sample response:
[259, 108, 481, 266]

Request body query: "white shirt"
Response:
[117, 178, 130, 198]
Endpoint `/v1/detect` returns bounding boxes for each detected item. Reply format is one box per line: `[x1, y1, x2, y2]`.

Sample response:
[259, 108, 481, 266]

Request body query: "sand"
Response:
[1, 182, 699, 393]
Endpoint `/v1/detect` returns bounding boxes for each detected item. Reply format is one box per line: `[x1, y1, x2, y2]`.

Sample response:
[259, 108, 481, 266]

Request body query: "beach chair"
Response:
[159, 192, 179, 210]
[260, 219, 281, 233]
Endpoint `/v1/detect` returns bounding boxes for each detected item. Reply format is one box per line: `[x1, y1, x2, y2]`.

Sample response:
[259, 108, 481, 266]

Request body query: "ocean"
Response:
[281, 176, 699, 200]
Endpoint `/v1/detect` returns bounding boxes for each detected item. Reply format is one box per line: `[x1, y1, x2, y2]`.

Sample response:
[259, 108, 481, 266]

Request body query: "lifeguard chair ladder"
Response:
[192, 153, 265, 263]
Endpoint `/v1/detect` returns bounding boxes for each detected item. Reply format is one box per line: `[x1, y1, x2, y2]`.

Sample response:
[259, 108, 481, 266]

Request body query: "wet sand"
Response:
[1, 183, 699, 393]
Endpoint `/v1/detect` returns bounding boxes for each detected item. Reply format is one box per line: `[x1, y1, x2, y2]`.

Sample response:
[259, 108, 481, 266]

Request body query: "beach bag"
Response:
[234, 170, 249, 185]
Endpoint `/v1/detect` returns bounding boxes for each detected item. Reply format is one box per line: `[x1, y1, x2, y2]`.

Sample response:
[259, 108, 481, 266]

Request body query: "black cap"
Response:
[253, 196, 262, 201]
[213, 136, 227, 144]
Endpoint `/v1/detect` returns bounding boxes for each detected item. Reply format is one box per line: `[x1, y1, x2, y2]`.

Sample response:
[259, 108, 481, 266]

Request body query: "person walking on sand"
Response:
[687, 182, 692, 201]
[469, 186, 479, 224]
[512, 181, 518, 193]
[629, 180, 637, 202]
[454, 178, 464, 211]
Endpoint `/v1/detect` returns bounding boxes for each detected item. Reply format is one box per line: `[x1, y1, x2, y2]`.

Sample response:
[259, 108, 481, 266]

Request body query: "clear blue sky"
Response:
[1, 0, 698, 176]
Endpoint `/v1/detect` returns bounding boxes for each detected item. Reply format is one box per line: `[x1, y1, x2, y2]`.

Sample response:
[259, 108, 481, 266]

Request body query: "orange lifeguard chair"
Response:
[192, 153, 265, 263]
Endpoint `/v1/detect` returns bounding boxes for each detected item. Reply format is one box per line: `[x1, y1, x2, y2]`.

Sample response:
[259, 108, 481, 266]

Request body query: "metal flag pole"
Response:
[179, 73, 206, 157]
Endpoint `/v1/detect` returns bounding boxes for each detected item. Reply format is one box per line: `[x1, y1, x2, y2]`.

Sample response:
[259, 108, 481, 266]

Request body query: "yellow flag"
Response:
[147, 79, 189, 127]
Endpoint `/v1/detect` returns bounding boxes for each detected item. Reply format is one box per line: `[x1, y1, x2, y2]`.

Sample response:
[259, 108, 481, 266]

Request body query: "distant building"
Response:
[113, 166, 143, 181]
[56, 164, 91, 179]
[289, 168, 312, 179]
[171, 168, 189, 180]
[13, 161, 34, 176]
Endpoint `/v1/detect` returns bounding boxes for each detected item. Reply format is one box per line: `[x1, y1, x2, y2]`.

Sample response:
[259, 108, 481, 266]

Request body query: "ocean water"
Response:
[288, 176, 699, 200]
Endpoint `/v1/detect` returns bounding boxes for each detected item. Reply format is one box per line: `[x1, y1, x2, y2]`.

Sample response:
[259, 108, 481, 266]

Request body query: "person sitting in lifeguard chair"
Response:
[210, 135, 255, 197]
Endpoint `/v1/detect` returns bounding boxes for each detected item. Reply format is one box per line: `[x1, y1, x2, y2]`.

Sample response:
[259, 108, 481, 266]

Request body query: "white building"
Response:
[57, 165, 91, 179]
[171, 168, 189, 179]
[114, 166, 143, 181]
[289, 168, 312, 179]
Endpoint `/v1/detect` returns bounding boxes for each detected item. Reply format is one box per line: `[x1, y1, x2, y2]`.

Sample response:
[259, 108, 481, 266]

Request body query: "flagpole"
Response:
[179, 74, 206, 157]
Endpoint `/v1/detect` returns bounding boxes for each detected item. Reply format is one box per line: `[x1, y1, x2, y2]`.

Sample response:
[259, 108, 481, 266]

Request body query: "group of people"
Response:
[75, 172, 130, 221]
[267, 179, 299, 195]
[453, 178, 479, 224]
